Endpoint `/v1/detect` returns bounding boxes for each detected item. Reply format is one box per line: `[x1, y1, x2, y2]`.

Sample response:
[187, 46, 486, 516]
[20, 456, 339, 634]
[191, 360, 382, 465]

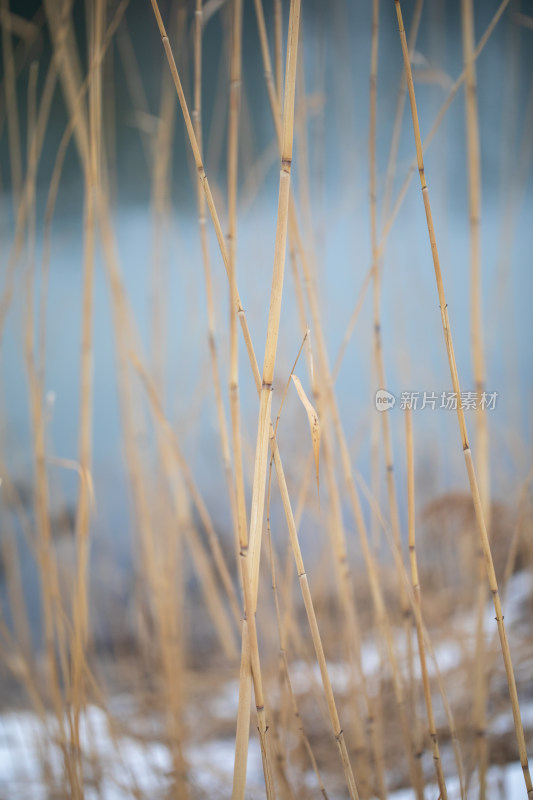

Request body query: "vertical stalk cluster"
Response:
[2, 2, 530, 799]
[394, 2, 532, 796]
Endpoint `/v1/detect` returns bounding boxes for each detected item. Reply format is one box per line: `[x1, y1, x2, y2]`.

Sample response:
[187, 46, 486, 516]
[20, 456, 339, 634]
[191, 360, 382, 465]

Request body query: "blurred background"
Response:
[0, 0, 532, 797]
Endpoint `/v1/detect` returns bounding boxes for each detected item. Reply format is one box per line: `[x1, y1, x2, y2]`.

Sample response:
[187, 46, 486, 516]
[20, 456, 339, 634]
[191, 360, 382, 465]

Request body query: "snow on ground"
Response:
[388, 760, 525, 799]
[0, 572, 530, 797]
[0, 701, 529, 798]
[0, 704, 263, 799]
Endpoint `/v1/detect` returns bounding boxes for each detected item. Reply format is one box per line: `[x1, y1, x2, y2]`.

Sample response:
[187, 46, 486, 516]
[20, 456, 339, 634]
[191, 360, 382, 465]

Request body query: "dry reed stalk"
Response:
[28, 5, 128, 588]
[253, 0, 282, 142]
[250, 2, 377, 656]
[369, 4, 423, 795]
[18, 42, 78, 800]
[69, 2, 104, 790]
[12, 47, 130, 785]
[100, 18, 195, 728]
[290, 233, 421, 796]
[353, 467, 466, 799]
[91, 126, 196, 765]
[275, 162, 417, 789]
[96, 201, 163, 659]
[148, 450, 187, 795]
[233, 2, 301, 794]
[274, 452, 361, 799]
[226, 0, 247, 584]
[96, 195, 207, 795]
[374, 0, 422, 561]
[381, 0, 512, 257]
[149, 5, 360, 794]
[394, 2, 533, 795]
[35, 0, 126, 378]
[150, 27, 177, 397]
[237, 547, 275, 798]
[232, 619, 253, 800]
[246, 0, 300, 604]
[265, 468, 327, 800]
[482, 471, 533, 685]
[149, 0, 262, 391]
[461, 1, 490, 794]
[405, 408, 448, 799]
[273, 365, 375, 799]
[286, 289, 377, 796]
[381, 0, 424, 224]
[226, 4, 256, 785]
[274, 0, 283, 107]
[295, 55, 315, 250]
[253, 0, 378, 767]
[369, 0, 381, 557]
[19, 56, 39, 674]
[192, 0, 240, 571]
[128, 352, 240, 656]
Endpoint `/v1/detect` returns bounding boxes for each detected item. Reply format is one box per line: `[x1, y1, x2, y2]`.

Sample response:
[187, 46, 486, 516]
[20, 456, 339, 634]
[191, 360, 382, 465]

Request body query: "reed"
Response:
[405, 407, 448, 799]
[0, 3, 531, 798]
[461, 0, 490, 794]
[394, 1, 533, 795]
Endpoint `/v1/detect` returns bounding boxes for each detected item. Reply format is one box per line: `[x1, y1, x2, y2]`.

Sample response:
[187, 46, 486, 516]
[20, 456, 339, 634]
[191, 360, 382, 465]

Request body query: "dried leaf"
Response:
[291, 374, 320, 492]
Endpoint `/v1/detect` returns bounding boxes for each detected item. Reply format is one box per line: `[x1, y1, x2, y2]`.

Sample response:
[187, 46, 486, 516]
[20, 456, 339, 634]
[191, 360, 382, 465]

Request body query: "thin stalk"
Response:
[381, 0, 424, 225]
[225, 1, 254, 791]
[70, 1, 104, 789]
[353, 467, 466, 799]
[369, 4, 422, 794]
[232, 620, 253, 800]
[286, 270, 377, 797]
[150, 23, 177, 397]
[405, 408, 448, 800]
[193, 0, 240, 571]
[271, 435, 360, 800]
[247, 0, 300, 605]
[461, 0, 490, 795]
[290, 231, 419, 796]
[381, 0, 512, 257]
[22, 65, 75, 800]
[130, 354, 241, 640]
[266, 464, 329, 799]
[394, 3, 532, 795]
[235, 2, 302, 794]
[274, 0, 283, 107]
[227, 0, 247, 589]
